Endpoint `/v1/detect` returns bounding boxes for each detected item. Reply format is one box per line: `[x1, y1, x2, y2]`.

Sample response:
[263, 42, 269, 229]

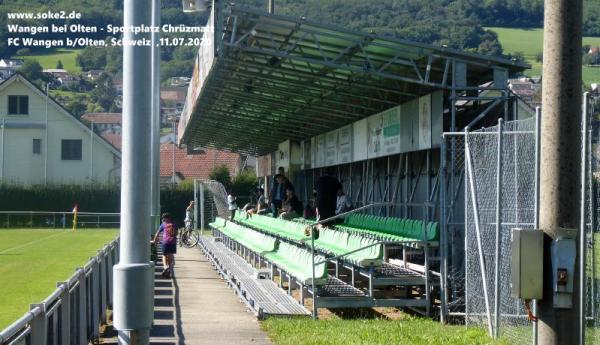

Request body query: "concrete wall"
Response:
[0, 76, 120, 185]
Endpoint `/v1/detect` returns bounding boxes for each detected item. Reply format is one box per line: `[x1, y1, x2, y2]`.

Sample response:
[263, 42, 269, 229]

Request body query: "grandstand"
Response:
[179, 3, 528, 323]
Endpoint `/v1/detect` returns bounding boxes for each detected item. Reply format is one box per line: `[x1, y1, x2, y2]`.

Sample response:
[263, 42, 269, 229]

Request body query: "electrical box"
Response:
[551, 228, 577, 309]
[510, 228, 543, 299]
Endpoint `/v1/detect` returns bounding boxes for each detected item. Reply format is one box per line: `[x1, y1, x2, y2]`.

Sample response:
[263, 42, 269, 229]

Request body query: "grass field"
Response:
[14, 48, 81, 73]
[0, 229, 117, 329]
[261, 316, 506, 345]
[487, 27, 600, 86]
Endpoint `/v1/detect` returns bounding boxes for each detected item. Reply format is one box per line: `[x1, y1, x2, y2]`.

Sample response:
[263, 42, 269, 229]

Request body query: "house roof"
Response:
[81, 113, 122, 125]
[0, 73, 121, 157]
[159, 143, 241, 180]
[101, 133, 122, 150]
[160, 87, 187, 102]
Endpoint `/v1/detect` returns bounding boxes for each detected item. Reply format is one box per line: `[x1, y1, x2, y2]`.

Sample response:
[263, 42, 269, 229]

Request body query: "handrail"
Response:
[0, 237, 119, 344]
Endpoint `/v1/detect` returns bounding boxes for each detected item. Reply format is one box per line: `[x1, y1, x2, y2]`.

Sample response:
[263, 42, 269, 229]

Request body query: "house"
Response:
[0, 59, 23, 80]
[508, 77, 542, 110]
[0, 59, 23, 68]
[43, 69, 79, 88]
[161, 87, 187, 108]
[169, 77, 191, 87]
[159, 143, 242, 187]
[83, 69, 106, 81]
[0, 73, 121, 185]
[81, 112, 122, 134]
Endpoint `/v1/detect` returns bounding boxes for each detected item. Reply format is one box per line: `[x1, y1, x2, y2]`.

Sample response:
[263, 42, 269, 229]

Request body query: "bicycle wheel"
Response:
[181, 229, 199, 247]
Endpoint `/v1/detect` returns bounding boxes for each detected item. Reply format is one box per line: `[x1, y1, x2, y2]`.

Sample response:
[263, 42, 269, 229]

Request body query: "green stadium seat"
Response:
[264, 241, 328, 285]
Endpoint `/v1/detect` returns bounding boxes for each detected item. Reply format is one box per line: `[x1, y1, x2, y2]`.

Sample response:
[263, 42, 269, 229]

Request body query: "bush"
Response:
[0, 183, 194, 228]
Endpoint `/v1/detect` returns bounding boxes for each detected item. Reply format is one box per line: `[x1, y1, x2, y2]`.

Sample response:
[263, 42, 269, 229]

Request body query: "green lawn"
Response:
[261, 316, 507, 345]
[487, 27, 600, 86]
[0, 229, 118, 329]
[14, 48, 81, 73]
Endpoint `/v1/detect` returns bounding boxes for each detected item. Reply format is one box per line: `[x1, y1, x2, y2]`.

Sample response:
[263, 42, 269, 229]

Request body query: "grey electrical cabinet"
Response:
[510, 228, 544, 300]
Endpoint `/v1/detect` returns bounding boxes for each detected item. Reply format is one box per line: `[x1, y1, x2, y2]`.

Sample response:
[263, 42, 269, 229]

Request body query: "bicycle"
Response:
[179, 222, 200, 248]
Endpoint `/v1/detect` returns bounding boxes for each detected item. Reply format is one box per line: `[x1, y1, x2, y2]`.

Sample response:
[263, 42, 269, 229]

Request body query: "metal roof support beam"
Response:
[224, 44, 446, 88]
[211, 75, 383, 113]
[220, 58, 418, 97]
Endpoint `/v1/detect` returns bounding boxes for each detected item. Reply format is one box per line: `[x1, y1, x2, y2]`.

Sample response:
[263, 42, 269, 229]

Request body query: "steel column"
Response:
[112, 0, 154, 343]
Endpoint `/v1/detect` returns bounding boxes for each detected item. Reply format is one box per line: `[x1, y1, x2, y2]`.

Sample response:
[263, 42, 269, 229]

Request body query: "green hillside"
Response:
[16, 48, 81, 73]
[488, 27, 600, 85]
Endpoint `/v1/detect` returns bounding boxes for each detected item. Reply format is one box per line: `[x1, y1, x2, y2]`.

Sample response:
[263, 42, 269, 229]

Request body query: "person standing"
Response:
[314, 168, 341, 227]
[270, 167, 293, 217]
[152, 213, 178, 278]
[227, 191, 237, 221]
[184, 200, 194, 229]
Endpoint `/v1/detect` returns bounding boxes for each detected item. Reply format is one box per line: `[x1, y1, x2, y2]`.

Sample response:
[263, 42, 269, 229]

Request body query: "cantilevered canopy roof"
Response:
[179, 6, 528, 155]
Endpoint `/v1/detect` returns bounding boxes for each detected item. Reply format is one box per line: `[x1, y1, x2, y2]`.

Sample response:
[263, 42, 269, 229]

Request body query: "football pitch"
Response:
[0, 229, 118, 329]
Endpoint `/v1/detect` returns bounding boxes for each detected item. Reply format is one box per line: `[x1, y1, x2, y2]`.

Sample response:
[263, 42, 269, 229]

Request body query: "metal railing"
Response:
[0, 211, 120, 228]
[0, 238, 120, 345]
[306, 202, 436, 319]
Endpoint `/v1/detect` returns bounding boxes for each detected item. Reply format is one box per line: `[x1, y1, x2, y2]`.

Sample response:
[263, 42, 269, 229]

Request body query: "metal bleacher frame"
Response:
[209, 202, 439, 319]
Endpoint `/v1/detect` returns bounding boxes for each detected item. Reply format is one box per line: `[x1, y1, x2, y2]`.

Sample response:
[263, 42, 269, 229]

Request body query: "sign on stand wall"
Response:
[288, 91, 443, 169]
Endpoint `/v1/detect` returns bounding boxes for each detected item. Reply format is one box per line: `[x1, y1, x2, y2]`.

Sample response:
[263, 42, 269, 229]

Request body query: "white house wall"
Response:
[0, 76, 120, 185]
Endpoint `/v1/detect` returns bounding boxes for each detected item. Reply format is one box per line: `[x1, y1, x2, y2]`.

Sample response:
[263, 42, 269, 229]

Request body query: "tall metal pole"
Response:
[113, 1, 154, 343]
[268, 0, 274, 14]
[150, 0, 161, 231]
[90, 121, 94, 181]
[172, 121, 176, 188]
[579, 93, 589, 344]
[538, 1, 583, 344]
[44, 83, 49, 185]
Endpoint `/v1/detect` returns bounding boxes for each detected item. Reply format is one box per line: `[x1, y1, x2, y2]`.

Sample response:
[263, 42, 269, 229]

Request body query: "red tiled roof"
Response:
[81, 113, 122, 125]
[160, 87, 187, 102]
[101, 133, 122, 150]
[159, 143, 241, 180]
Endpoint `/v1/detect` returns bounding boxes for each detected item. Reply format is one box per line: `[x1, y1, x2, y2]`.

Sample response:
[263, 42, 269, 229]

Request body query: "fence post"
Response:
[76, 267, 87, 344]
[29, 304, 46, 345]
[440, 136, 448, 323]
[494, 118, 504, 339]
[57, 282, 71, 344]
[200, 182, 205, 235]
[91, 257, 100, 340]
[465, 128, 494, 336]
[107, 243, 114, 307]
[99, 250, 108, 323]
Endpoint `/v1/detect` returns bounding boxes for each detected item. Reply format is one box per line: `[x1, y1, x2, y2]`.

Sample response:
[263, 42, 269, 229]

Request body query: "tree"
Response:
[231, 169, 258, 200]
[56, 60, 64, 69]
[19, 60, 47, 85]
[208, 165, 232, 189]
[89, 73, 116, 111]
[535, 52, 543, 63]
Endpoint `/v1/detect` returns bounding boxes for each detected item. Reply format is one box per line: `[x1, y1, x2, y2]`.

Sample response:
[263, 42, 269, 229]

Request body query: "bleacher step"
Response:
[198, 236, 310, 318]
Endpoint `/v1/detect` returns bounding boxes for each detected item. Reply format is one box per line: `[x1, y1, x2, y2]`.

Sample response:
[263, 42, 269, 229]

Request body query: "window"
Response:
[8, 95, 28, 115]
[32, 139, 41, 154]
[61, 139, 82, 160]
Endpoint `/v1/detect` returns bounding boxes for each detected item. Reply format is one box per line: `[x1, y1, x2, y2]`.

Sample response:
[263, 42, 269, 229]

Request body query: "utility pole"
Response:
[150, 0, 161, 231]
[538, 1, 584, 344]
[113, 0, 154, 344]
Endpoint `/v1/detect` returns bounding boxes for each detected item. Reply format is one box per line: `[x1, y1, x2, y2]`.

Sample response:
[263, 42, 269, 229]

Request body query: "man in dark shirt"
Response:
[314, 168, 341, 226]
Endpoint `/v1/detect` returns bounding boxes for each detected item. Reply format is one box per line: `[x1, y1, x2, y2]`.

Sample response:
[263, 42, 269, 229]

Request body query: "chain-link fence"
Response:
[443, 94, 600, 344]
[463, 118, 536, 343]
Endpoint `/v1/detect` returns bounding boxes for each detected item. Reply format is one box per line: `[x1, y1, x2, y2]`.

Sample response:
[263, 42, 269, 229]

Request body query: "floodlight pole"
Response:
[538, 0, 583, 344]
[113, 1, 154, 344]
[150, 0, 161, 230]
[268, 0, 274, 13]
